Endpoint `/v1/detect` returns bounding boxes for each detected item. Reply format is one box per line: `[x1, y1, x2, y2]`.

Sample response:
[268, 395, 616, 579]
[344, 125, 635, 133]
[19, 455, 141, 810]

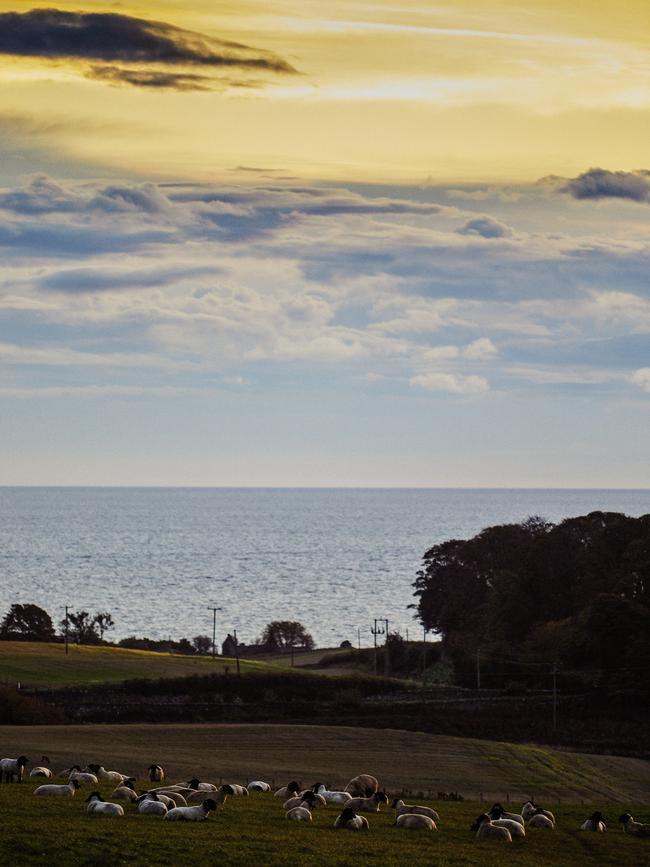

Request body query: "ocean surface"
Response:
[0, 488, 647, 648]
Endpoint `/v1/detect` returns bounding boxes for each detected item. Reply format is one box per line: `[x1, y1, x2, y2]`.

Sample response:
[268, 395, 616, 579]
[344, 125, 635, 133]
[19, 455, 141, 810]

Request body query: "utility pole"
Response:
[207, 606, 222, 660]
[371, 619, 385, 676]
[64, 605, 70, 656]
[552, 662, 558, 731]
[476, 646, 481, 690]
[233, 629, 241, 676]
[383, 619, 390, 677]
[357, 627, 361, 650]
[422, 627, 427, 679]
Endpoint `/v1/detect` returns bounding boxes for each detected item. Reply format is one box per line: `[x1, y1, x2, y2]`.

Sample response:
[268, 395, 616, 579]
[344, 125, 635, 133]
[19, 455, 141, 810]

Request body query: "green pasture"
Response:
[0, 779, 647, 867]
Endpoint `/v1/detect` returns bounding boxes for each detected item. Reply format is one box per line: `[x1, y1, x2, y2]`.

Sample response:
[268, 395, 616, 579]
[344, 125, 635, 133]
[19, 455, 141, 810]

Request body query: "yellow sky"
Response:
[1, 0, 649, 181]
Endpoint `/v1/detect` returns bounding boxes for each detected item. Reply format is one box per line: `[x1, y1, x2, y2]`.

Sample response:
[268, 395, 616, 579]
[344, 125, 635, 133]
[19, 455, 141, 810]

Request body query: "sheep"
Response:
[275, 781, 300, 799]
[527, 808, 555, 829]
[148, 764, 164, 782]
[491, 818, 526, 838]
[29, 757, 52, 780]
[112, 780, 138, 802]
[248, 780, 271, 792]
[68, 766, 99, 785]
[34, 780, 80, 797]
[86, 792, 125, 817]
[488, 803, 524, 825]
[286, 806, 312, 822]
[164, 799, 217, 821]
[182, 777, 218, 792]
[334, 807, 369, 830]
[0, 756, 29, 783]
[522, 801, 555, 824]
[344, 774, 379, 797]
[284, 791, 320, 813]
[581, 811, 606, 832]
[225, 783, 248, 797]
[187, 784, 234, 806]
[392, 799, 439, 822]
[346, 792, 389, 813]
[619, 813, 650, 837]
[471, 814, 512, 842]
[86, 764, 128, 784]
[137, 792, 168, 816]
[314, 784, 351, 805]
[137, 791, 176, 809]
[149, 790, 188, 807]
[396, 813, 437, 831]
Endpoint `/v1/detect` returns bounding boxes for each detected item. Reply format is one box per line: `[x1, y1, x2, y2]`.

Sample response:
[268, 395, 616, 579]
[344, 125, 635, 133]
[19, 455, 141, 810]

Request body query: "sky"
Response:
[0, 1, 648, 487]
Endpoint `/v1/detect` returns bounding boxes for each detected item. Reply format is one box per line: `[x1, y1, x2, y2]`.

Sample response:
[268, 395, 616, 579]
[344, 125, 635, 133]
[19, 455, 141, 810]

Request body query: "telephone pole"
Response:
[207, 606, 222, 660]
[383, 619, 390, 677]
[233, 629, 241, 676]
[371, 619, 385, 676]
[64, 605, 70, 655]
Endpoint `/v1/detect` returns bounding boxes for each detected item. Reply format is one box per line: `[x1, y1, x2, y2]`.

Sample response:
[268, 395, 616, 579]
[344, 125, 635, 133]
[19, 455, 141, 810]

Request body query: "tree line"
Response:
[412, 511, 650, 690]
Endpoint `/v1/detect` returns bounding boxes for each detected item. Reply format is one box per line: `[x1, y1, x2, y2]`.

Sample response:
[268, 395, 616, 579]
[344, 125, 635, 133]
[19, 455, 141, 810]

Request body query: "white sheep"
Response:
[286, 806, 312, 822]
[86, 792, 125, 817]
[314, 783, 351, 805]
[149, 790, 188, 807]
[187, 784, 233, 806]
[86, 764, 128, 784]
[522, 801, 555, 824]
[344, 774, 379, 797]
[471, 814, 513, 842]
[527, 809, 555, 829]
[147, 764, 165, 782]
[29, 757, 52, 780]
[183, 777, 218, 792]
[488, 803, 524, 825]
[112, 780, 138, 802]
[396, 813, 437, 831]
[346, 792, 389, 813]
[248, 780, 271, 792]
[274, 781, 300, 799]
[619, 813, 650, 837]
[69, 766, 99, 785]
[581, 811, 606, 832]
[284, 791, 320, 813]
[164, 799, 217, 821]
[0, 756, 29, 783]
[34, 780, 80, 797]
[392, 799, 439, 822]
[138, 792, 168, 817]
[491, 818, 526, 837]
[334, 807, 369, 830]
[225, 783, 248, 797]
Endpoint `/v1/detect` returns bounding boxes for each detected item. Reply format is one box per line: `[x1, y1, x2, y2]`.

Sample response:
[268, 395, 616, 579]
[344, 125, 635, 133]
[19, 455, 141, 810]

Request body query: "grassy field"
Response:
[1, 724, 649, 803]
[0, 641, 275, 686]
[0, 778, 647, 867]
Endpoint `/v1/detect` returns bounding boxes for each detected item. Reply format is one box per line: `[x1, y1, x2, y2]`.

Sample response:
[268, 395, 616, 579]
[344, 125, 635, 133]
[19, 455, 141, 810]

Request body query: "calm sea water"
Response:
[0, 488, 647, 647]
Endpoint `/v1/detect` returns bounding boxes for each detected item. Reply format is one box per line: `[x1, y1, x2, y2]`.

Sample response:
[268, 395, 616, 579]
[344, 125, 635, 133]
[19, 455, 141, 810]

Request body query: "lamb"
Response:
[392, 799, 439, 822]
[275, 781, 300, 798]
[112, 780, 138, 802]
[488, 803, 524, 825]
[248, 780, 271, 792]
[69, 766, 99, 785]
[619, 813, 650, 837]
[138, 792, 168, 816]
[86, 764, 128, 784]
[346, 792, 389, 813]
[527, 808, 555, 829]
[86, 792, 124, 817]
[471, 814, 512, 842]
[314, 783, 351, 805]
[187, 784, 234, 806]
[396, 813, 437, 831]
[344, 774, 379, 797]
[0, 756, 29, 783]
[34, 780, 80, 797]
[29, 757, 52, 779]
[334, 807, 369, 830]
[581, 811, 606, 832]
[148, 764, 164, 782]
[164, 799, 217, 821]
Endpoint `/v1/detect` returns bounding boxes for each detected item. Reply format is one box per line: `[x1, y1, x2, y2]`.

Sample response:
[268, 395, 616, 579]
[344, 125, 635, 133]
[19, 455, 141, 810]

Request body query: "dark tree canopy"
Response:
[0, 603, 55, 641]
[260, 620, 315, 650]
[413, 511, 650, 687]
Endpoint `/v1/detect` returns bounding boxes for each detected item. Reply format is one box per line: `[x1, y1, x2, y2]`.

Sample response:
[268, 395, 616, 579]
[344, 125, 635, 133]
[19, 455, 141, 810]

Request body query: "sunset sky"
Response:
[0, 1, 648, 486]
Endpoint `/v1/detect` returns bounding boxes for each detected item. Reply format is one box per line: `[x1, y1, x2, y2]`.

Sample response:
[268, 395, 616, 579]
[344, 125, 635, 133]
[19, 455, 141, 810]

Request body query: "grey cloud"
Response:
[0, 176, 171, 215]
[88, 66, 214, 91]
[561, 168, 650, 203]
[39, 265, 219, 294]
[457, 216, 513, 238]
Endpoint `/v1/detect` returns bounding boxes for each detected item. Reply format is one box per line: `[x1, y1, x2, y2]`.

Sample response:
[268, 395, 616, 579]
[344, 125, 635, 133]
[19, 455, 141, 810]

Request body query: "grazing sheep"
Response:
[286, 806, 313, 822]
[284, 791, 319, 813]
[112, 780, 138, 802]
[619, 813, 650, 837]
[396, 813, 437, 831]
[69, 766, 99, 785]
[164, 799, 217, 821]
[248, 780, 271, 792]
[471, 814, 513, 842]
[314, 784, 351, 805]
[334, 807, 369, 830]
[346, 792, 389, 813]
[187, 784, 234, 806]
[86, 792, 124, 817]
[581, 812, 606, 832]
[34, 780, 80, 797]
[392, 799, 439, 822]
[491, 818, 526, 838]
[345, 774, 379, 797]
[275, 781, 300, 799]
[138, 792, 168, 816]
[0, 756, 29, 783]
[86, 764, 128, 784]
[147, 764, 164, 782]
[528, 809, 555, 829]
[225, 783, 248, 796]
[488, 803, 524, 825]
[29, 758, 52, 780]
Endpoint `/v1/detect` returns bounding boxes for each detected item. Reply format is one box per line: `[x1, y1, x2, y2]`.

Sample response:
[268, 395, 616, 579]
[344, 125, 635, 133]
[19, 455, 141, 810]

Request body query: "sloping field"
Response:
[0, 641, 271, 686]
[1, 724, 648, 803]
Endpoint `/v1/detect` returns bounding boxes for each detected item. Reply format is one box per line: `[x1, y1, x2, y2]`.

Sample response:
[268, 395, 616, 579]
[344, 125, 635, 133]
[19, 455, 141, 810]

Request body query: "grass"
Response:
[0, 641, 275, 687]
[0, 779, 647, 866]
[1, 724, 649, 803]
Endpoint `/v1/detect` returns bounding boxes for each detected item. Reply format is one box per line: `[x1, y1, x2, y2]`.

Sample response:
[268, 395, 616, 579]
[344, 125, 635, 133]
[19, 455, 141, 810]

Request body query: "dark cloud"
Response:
[561, 168, 650, 203]
[39, 265, 219, 293]
[0, 176, 171, 215]
[0, 9, 297, 90]
[457, 216, 513, 238]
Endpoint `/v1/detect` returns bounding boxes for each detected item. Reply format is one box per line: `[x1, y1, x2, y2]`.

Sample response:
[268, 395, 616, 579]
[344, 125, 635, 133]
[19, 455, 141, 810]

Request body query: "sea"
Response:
[0, 488, 647, 648]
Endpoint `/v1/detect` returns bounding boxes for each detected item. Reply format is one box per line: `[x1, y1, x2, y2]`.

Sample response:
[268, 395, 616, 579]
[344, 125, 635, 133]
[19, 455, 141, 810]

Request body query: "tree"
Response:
[0, 603, 55, 642]
[60, 610, 99, 645]
[93, 612, 114, 642]
[193, 634, 212, 655]
[260, 620, 315, 650]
